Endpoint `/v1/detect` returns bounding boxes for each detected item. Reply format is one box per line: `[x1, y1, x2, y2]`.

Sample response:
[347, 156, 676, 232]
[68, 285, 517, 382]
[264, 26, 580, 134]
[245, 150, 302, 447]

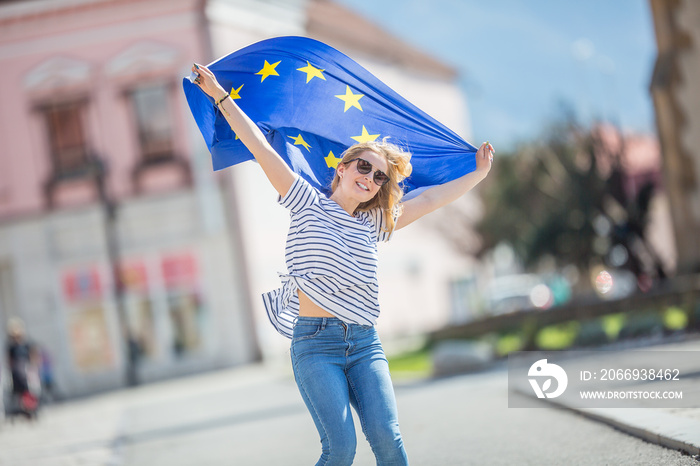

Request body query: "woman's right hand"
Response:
[192, 63, 229, 102]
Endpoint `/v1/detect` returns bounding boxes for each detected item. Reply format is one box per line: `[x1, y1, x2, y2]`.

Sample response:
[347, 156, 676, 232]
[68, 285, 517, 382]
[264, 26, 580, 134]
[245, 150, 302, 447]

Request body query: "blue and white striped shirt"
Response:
[262, 175, 396, 338]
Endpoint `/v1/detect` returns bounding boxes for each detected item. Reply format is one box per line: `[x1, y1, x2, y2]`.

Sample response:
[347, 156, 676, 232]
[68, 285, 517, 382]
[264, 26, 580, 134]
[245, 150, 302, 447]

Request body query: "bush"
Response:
[618, 312, 664, 339]
[536, 322, 579, 350]
[663, 307, 687, 331]
[574, 320, 609, 347]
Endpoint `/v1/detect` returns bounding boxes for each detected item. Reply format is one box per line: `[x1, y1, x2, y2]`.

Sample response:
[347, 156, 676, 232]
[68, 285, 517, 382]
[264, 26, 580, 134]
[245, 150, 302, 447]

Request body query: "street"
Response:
[1, 359, 697, 466]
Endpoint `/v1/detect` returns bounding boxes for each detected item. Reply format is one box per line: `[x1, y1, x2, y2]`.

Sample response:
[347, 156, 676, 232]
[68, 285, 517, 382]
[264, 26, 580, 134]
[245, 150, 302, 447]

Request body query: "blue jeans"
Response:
[291, 317, 409, 466]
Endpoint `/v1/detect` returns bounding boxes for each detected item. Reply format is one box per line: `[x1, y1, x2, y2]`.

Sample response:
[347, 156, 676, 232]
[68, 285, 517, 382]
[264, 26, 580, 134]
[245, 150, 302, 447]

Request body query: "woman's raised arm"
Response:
[192, 63, 296, 197]
[395, 141, 494, 230]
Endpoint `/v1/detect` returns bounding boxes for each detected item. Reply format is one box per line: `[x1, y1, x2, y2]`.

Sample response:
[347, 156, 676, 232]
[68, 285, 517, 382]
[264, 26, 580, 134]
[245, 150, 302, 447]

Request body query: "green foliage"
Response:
[536, 322, 580, 350]
[495, 333, 524, 356]
[663, 306, 688, 330]
[601, 313, 626, 339]
[573, 320, 609, 347]
[618, 311, 665, 339]
[477, 119, 614, 270]
[387, 348, 432, 377]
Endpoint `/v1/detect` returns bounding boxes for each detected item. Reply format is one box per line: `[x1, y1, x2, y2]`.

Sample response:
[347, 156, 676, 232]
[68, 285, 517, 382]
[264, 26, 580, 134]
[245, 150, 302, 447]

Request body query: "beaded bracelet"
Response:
[215, 94, 230, 117]
[215, 94, 229, 106]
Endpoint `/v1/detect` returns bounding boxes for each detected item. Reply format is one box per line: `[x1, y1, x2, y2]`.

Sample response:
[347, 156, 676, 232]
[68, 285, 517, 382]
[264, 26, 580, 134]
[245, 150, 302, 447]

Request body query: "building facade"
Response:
[650, 0, 700, 274]
[0, 0, 259, 397]
[206, 0, 478, 357]
[0, 0, 477, 396]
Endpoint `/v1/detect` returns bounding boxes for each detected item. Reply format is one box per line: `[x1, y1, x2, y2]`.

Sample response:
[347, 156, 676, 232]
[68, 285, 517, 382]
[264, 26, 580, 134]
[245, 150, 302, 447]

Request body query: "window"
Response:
[43, 101, 89, 175]
[168, 292, 203, 356]
[130, 84, 175, 162]
[161, 253, 203, 357]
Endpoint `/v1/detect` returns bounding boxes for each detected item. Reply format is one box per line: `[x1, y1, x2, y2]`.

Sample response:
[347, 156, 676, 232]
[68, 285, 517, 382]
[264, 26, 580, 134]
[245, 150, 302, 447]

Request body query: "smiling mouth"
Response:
[356, 181, 369, 191]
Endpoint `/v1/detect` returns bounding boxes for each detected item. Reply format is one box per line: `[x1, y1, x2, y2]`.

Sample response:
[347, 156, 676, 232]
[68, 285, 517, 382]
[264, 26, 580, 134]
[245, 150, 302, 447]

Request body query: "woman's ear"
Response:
[336, 163, 345, 179]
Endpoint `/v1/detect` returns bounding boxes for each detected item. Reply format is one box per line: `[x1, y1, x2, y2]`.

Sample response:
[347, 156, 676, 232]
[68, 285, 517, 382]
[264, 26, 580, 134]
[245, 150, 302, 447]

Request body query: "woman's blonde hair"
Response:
[331, 140, 412, 236]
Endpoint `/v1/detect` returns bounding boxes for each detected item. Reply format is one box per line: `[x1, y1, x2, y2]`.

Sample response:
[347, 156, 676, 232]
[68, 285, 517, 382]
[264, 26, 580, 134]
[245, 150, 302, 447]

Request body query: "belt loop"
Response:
[320, 317, 327, 330]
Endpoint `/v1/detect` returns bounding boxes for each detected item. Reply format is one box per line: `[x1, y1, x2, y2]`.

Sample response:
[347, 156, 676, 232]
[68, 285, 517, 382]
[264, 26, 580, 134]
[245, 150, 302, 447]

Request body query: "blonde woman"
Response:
[193, 63, 493, 465]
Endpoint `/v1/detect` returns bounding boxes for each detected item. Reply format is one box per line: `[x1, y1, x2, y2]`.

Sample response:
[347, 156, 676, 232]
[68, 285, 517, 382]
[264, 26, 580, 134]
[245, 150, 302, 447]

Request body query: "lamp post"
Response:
[90, 155, 139, 387]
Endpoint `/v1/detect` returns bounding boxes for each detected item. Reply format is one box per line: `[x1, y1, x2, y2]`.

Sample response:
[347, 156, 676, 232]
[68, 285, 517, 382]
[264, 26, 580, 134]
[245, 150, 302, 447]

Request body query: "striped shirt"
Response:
[262, 175, 396, 338]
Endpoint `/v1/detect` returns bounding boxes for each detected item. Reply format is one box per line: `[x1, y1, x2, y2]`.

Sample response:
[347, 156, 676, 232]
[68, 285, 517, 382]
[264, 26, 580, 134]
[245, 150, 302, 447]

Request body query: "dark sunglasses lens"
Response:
[374, 172, 389, 186]
[356, 159, 372, 174]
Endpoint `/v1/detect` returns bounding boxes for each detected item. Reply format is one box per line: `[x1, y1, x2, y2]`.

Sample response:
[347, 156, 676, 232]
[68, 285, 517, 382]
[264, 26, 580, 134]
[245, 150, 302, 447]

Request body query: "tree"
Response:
[439, 117, 667, 291]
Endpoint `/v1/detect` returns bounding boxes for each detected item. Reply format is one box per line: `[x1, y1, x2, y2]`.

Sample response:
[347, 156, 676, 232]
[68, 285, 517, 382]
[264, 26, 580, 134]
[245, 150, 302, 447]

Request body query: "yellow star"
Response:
[288, 134, 312, 152]
[335, 85, 364, 112]
[297, 61, 326, 83]
[336, 84, 365, 113]
[255, 60, 281, 82]
[351, 126, 380, 144]
[229, 84, 244, 100]
[324, 150, 342, 169]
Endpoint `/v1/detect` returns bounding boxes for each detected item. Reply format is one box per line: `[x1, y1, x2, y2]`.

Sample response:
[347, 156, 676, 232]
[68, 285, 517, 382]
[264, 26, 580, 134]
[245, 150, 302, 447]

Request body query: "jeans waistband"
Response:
[295, 316, 346, 326]
[294, 316, 375, 329]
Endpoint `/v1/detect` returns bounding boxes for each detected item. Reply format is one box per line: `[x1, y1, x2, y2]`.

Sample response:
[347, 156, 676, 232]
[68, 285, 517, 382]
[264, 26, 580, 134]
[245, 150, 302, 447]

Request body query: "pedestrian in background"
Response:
[38, 346, 56, 403]
[0, 356, 5, 424]
[192, 63, 493, 465]
[6, 318, 40, 418]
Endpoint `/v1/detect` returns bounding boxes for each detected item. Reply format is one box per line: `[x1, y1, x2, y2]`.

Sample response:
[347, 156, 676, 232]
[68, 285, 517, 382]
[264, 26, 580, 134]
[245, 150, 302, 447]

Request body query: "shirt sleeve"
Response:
[366, 207, 400, 243]
[278, 175, 320, 214]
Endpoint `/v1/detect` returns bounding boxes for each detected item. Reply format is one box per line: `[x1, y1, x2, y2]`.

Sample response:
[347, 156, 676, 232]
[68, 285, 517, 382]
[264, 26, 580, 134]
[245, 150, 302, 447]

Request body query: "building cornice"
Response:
[0, 0, 201, 28]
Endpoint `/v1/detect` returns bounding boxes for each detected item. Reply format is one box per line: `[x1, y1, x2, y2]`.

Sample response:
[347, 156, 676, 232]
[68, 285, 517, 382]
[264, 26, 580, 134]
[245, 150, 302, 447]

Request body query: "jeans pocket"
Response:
[292, 323, 323, 341]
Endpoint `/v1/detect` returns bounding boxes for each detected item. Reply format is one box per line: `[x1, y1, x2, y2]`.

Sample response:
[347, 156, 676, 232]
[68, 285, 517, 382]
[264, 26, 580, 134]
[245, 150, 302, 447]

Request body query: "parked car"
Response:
[484, 274, 554, 315]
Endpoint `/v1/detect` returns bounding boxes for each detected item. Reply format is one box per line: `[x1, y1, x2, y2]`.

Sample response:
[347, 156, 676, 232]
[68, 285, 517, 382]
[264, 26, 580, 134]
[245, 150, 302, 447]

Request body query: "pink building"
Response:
[0, 0, 259, 397]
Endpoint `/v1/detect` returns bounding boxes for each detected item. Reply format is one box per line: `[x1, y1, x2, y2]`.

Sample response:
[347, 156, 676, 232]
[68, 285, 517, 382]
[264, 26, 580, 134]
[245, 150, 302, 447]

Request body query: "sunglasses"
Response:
[345, 158, 390, 187]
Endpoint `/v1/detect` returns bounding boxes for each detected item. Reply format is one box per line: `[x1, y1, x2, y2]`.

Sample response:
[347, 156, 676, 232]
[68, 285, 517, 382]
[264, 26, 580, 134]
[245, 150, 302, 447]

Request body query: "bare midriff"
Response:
[297, 289, 335, 318]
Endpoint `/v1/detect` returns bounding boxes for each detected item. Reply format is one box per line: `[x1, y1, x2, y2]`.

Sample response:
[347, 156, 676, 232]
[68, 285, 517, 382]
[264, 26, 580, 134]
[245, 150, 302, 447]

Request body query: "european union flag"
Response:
[183, 36, 477, 195]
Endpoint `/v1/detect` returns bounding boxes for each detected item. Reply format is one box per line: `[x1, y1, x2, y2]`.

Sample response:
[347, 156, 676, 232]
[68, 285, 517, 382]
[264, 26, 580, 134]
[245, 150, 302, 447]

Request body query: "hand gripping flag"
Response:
[183, 36, 477, 195]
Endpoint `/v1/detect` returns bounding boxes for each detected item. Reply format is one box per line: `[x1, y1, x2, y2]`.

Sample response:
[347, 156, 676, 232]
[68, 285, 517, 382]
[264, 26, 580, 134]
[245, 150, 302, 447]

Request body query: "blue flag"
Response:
[182, 36, 477, 195]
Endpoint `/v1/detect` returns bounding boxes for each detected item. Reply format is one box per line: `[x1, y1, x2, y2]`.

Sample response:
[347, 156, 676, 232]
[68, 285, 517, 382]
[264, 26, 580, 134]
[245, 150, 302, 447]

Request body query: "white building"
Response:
[207, 0, 479, 357]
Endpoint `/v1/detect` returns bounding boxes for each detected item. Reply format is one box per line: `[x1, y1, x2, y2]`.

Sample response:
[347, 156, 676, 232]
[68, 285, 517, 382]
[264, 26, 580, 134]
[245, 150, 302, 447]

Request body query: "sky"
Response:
[335, 0, 658, 151]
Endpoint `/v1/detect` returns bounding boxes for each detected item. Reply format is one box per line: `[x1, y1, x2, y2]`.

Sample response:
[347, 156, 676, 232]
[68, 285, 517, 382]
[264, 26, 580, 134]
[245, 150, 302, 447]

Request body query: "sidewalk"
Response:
[512, 336, 700, 458]
[0, 362, 295, 465]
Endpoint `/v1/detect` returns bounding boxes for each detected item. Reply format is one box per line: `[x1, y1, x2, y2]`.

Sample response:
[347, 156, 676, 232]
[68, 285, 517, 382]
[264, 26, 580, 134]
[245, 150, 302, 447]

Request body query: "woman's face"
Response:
[338, 150, 389, 202]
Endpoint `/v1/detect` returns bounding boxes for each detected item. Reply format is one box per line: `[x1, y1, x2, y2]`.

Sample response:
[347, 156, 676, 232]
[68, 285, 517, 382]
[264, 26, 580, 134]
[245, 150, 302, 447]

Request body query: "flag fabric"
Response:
[182, 36, 477, 195]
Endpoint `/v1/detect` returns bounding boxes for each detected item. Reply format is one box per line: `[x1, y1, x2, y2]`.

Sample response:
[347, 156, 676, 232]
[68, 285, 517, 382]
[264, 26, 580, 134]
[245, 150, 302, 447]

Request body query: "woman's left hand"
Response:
[191, 63, 228, 102]
[475, 141, 494, 175]
[397, 140, 494, 230]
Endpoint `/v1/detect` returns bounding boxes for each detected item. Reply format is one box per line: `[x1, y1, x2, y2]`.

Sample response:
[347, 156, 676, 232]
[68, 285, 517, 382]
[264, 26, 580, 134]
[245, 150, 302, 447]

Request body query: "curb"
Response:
[514, 387, 700, 457]
[569, 407, 700, 457]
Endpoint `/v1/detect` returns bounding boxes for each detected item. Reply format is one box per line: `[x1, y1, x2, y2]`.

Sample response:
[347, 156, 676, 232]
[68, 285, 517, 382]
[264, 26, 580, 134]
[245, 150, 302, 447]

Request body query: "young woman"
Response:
[192, 63, 493, 465]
